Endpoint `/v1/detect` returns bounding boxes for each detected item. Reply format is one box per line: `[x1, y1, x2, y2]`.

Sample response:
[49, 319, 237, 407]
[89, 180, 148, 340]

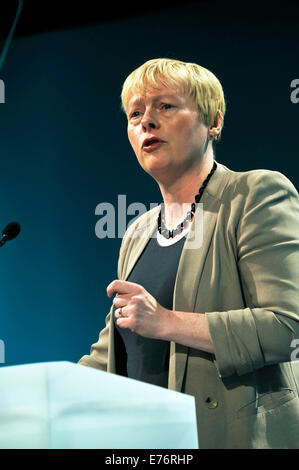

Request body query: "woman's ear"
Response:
[210, 110, 223, 140]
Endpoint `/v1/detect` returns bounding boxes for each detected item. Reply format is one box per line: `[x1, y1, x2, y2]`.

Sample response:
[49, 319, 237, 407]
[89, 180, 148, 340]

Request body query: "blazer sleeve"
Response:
[78, 305, 112, 370]
[206, 170, 299, 378]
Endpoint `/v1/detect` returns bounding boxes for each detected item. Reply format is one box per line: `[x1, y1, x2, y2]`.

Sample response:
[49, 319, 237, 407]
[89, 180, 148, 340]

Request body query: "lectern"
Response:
[0, 361, 198, 449]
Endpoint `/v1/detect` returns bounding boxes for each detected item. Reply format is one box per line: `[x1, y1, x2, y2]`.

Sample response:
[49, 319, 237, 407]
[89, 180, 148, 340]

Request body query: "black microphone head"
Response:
[2, 221, 21, 240]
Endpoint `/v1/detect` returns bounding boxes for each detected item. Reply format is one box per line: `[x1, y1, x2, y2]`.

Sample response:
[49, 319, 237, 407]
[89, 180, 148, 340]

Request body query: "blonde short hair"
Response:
[121, 58, 226, 141]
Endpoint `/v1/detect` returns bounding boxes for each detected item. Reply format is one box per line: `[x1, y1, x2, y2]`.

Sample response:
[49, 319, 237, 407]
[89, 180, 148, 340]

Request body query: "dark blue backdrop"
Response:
[0, 5, 298, 366]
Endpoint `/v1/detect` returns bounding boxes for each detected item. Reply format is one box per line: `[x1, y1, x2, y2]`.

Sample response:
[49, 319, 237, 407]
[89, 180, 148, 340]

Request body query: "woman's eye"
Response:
[161, 103, 174, 110]
[130, 111, 141, 118]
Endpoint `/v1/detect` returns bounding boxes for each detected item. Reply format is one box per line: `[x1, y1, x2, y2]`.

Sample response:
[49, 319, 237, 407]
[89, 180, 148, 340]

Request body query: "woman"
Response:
[79, 58, 299, 448]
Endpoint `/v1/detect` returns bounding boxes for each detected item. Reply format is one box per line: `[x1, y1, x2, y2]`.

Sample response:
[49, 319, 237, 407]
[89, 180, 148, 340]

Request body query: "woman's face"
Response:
[126, 85, 210, 183]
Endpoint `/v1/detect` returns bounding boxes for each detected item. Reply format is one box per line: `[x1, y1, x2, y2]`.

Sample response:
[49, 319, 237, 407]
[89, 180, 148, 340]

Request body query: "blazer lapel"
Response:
[169, 162, 233, 391]
[122, 205, 161, 282]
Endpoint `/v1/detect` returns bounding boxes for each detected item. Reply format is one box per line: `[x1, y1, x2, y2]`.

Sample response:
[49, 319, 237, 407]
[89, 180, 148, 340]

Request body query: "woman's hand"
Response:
[107, 279, 214, 353]
[107, 279, 169, 339]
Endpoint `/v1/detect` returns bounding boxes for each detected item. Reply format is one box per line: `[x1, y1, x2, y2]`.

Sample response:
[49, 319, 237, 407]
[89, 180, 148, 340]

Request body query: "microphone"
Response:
[0, 222, 21, 247]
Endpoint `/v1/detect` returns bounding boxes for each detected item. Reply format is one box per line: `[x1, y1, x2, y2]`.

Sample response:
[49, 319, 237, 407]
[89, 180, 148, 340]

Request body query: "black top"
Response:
[114, 228, 187, 388]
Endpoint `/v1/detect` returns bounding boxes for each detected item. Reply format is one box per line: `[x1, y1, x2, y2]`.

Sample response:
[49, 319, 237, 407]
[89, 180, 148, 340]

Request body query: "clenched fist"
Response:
[107, 280, 170, 340]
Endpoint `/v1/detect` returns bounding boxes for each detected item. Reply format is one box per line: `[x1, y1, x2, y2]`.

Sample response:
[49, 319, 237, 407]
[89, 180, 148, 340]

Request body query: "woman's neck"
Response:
[158, 156, 214, 230]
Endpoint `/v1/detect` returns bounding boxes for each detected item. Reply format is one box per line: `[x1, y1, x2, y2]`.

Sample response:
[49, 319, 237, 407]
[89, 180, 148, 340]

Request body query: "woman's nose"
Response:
[141, 109, 159, 130]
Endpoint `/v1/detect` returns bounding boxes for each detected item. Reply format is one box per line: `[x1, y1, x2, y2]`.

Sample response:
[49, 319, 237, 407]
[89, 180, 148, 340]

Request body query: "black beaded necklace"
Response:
[157, 161, 217, 239]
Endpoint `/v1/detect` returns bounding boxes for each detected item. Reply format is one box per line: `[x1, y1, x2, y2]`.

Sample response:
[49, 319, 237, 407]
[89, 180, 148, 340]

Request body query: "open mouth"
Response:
[142, 137, 165, 150]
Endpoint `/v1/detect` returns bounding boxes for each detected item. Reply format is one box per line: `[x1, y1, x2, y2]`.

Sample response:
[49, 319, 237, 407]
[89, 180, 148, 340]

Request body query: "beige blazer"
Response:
[79, 161, 299, 448]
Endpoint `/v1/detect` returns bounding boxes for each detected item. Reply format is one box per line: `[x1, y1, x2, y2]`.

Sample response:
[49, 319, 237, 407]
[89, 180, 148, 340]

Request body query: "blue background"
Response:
[0, 5, 298, 366]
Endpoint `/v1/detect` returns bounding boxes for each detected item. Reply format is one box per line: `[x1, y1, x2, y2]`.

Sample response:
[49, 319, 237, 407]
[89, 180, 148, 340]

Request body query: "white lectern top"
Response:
[0, 361, 198, 449]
